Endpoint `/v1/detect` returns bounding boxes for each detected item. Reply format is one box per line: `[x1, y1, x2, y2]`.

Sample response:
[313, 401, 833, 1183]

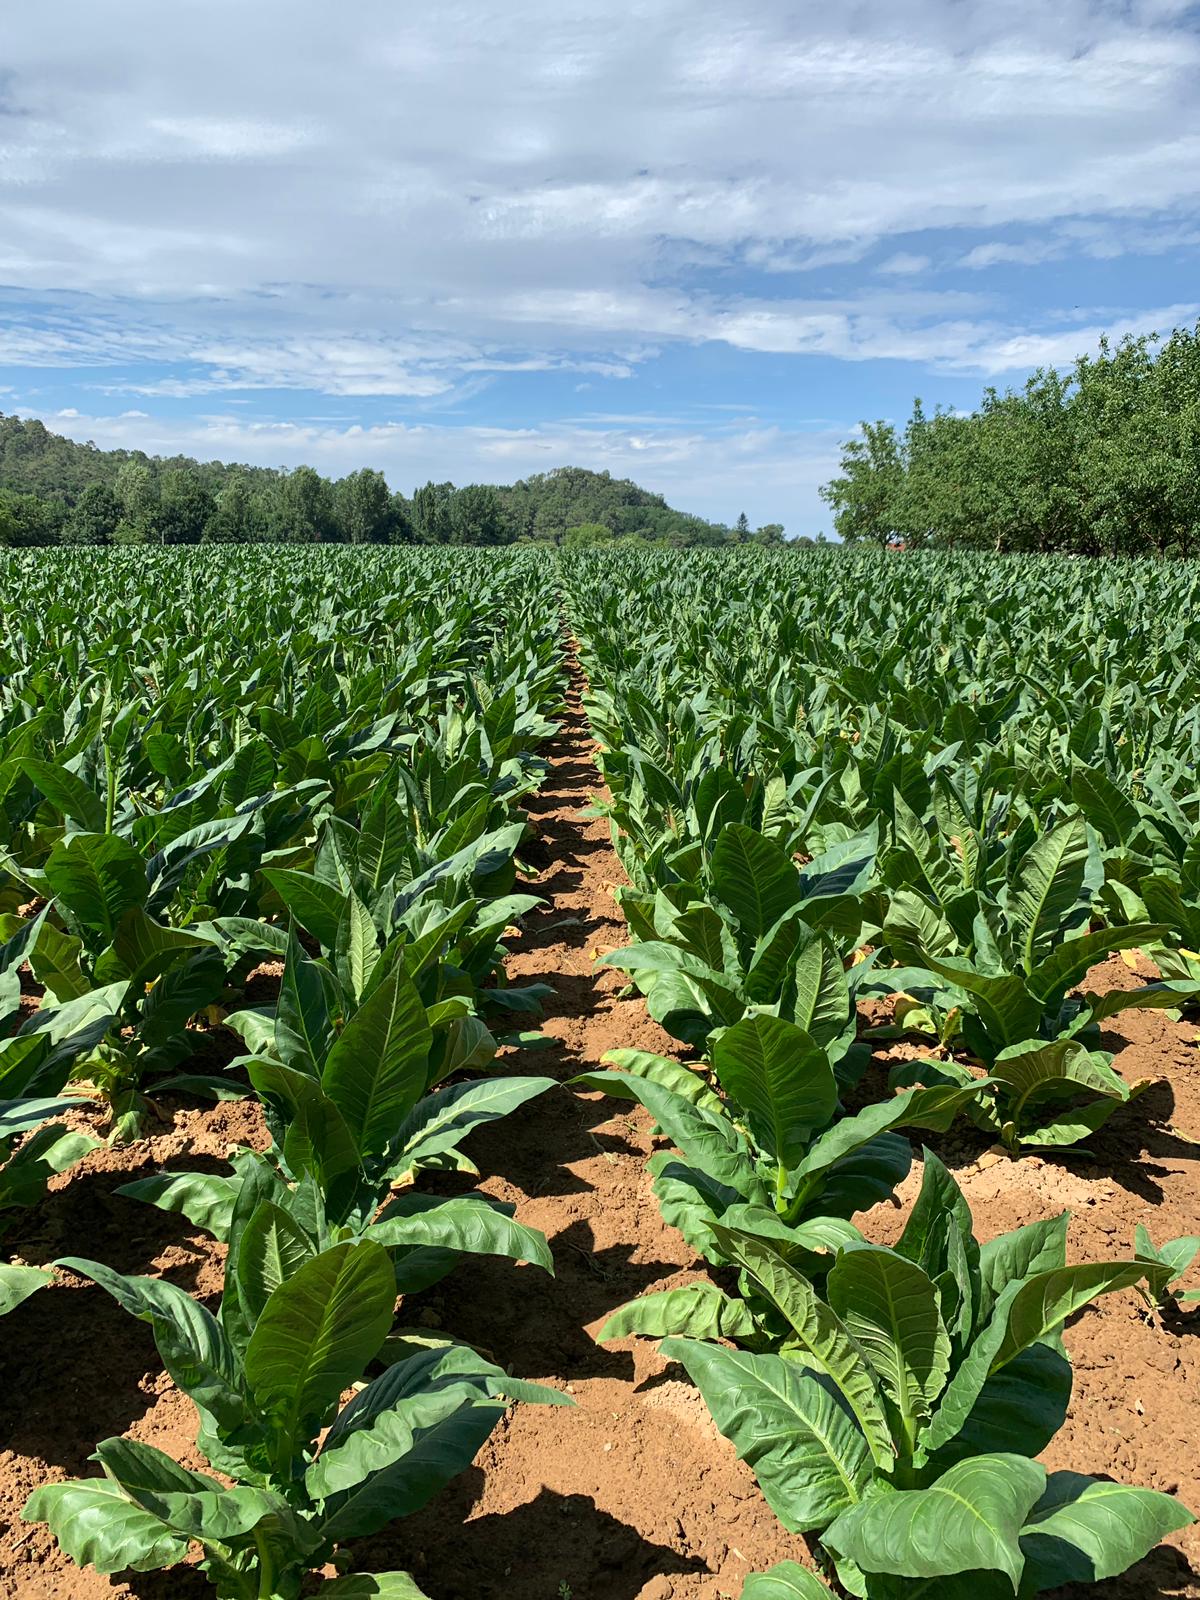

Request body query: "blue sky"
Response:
[1, 1, 1198, 536]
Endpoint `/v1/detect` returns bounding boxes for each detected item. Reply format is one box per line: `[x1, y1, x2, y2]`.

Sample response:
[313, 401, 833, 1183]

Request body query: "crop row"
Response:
[1, 547, 571, 1597]
[2, 542, 1198, 1600]
[562, 546, 1200, 1598]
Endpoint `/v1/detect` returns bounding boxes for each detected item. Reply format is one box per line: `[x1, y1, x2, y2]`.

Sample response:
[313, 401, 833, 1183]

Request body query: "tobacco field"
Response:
[0, 543, 1198, 1600]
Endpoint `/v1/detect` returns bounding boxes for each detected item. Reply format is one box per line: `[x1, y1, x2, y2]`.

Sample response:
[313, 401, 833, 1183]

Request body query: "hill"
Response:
[0, 413, 784, 548]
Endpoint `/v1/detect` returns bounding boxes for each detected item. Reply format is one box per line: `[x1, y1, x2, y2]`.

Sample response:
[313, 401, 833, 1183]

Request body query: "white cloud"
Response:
[0, 0, 1197, 524]
[877, 254, 932, 276]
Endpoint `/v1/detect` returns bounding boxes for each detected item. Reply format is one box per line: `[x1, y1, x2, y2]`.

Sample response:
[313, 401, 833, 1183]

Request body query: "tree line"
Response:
[0, 418, 785, 549]
[820, 322, 1200, 555]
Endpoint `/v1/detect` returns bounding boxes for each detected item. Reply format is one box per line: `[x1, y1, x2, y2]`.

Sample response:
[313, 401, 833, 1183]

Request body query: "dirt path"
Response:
[365, 640, 811, 1599]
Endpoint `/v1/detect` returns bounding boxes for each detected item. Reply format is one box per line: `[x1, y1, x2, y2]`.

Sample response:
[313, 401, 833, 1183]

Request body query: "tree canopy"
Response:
[0, 416, 784, 549]
[820, 322, 1200, 556]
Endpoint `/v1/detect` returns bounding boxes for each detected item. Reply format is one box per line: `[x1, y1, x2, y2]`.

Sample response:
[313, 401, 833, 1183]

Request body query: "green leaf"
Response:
[234, 1199, 319, 1325]
[598, 1281, 759, 1343]
[55, 1257, 246, 1430]
[741, 1563, 835, 1600]
[792, 935, 852, 1047]
[913, 956, 1042, 1056]
[1071, 766, 1140, 847]
[978, 1213, 1069, 1309]
[44, 833, 148, 939]
[244, 1239, 396, 1456]
[322, 960, 432, 1157]
[601, 1048, 725, 1115]
[711, 1015, 838, 1168]
[0, 1123, 98, 1208]
[823, 1453, 1046, 1591]
[367, 1192, 552, 1273]
[1010, 815, 1090, 971]
[662, 1338, 872, 1531]
[262, 867, 348, 950]
[711, 824, 801, 940]
[391, 1076, 554, 1174]
[826, 1246, 951, 1425]
[572, 1069, 766, 1203]
[1021, 1472, 1195, 1590]
[18, 758, 106, 832]
[0, 1261, 53, 1315]
[91, 1437, 277, 1542]
[117, 1170, 242, 1241]
[23, 1474, 189, 1575]
[992, 1261, 1149, 1369]
[1025, 923, 1164, 1007]
[710, 1225, 894, 1470]
[320, 1578, 432, 1600]
[275, 932, 337, 1077]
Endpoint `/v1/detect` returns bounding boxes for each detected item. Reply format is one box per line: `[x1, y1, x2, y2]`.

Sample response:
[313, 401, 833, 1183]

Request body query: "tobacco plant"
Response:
[665, 1155, 1192, 1598]
[27, 1221, 567, 1596]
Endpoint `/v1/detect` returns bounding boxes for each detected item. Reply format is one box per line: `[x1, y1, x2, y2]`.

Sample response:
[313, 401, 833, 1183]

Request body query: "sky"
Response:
[1, 1, 1198, 536]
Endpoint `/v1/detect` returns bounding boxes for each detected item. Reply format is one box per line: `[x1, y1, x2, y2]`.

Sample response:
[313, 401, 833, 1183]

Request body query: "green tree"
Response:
[155, 470, 215, 545]
[820, 420, 905, 545]
[410, 480, 454, 544]
[203, 472, 266, 543]
[62, 482, 121, 546]
[274, 466, 335, 544]
[449, 483, 509, 545]
[334, 468, 395, 544]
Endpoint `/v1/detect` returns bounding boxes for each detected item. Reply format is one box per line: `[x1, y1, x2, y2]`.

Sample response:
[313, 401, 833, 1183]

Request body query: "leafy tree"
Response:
[203, 472, 265, 544]
[62, 483, 121, 546]
[334, 468, 395, 544]
[410, 480, 454, 544]
[273, 466, 335, 545]
[156, 470, 215, 546]
[0, 489, 61, 547]
[449, 483, 510, 546]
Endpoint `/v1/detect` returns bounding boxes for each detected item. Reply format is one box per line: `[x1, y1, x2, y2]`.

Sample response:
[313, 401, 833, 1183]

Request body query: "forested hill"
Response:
[0, 413, 785, 548]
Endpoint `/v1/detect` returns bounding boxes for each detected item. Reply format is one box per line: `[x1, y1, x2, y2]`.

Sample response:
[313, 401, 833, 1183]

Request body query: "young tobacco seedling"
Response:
[576, 1014, 989, 1338]
[25, 1188, 569, 1597]
[1134, 1224, 1200, 1311]
[665, 1154, 1192, 1598]
[122, 928, 556, 1294]
[598, 820, 878, 1052]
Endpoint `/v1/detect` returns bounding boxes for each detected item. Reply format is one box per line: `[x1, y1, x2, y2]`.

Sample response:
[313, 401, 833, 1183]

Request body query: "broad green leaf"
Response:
[711, 1015, 838, 1168]
[22, 1475, 189, 1574]
[992, 1261, 1149, 1369]
[571, 1069, 766, 1203]
[391, 1076, 554, 1173]
[234, 1200, 319, 1324]
[0, 1261, 53, 1315]
[367, 1192, 552, 1273]
[1010, 815, 1090, 970]
[17, 757, 106, 832]
[1020, 1472, 1195, 1591]
[711, 823, 802, 941]
[244, 1240, 396, 1457]
[741, 1564, 835, 1600]
[322, 960, 432, 1156]
[116, 1171, 242, 1241]
[826, 1246, 951, 1425]
[824, 1453, 1046, 1591]
[598, 1281, 759, 1343]
[43, 832, 148, 939]
[711, 1225, 894, 1470]
[55, 1257, 245, 1430]
[662, 1338, 872, 1531]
